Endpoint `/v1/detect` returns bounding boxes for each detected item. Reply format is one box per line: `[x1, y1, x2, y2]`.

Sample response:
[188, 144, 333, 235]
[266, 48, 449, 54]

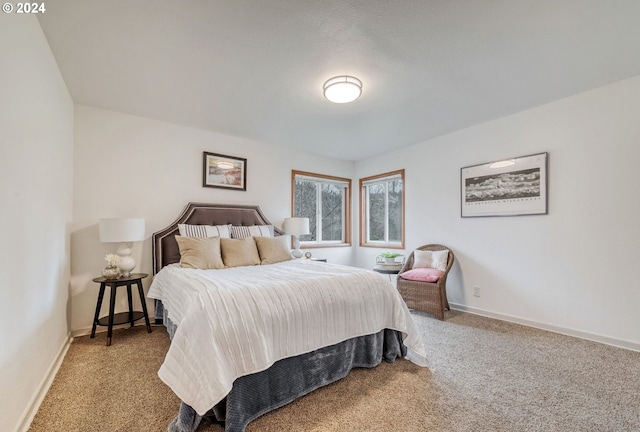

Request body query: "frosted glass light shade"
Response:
[323, 76, 362, 104]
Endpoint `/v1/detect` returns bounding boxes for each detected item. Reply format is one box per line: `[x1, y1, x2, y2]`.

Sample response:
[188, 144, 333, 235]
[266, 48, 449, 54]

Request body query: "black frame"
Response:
[202, 151, 247, 191]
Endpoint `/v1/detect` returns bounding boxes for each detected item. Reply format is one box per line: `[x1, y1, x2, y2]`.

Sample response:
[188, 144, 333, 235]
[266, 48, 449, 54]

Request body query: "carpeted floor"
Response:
[28, 310, 640, 432]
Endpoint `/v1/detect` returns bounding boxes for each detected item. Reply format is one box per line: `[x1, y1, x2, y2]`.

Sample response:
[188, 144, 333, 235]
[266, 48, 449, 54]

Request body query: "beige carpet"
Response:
[29, 311, 640, 431]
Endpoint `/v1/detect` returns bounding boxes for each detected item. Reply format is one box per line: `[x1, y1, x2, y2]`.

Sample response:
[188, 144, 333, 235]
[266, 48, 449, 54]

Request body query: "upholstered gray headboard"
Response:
[152, 202, 283, 274]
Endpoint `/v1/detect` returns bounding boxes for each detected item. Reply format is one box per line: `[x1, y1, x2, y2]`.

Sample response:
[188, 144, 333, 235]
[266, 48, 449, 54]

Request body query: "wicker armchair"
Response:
[396, 244, 455, 320]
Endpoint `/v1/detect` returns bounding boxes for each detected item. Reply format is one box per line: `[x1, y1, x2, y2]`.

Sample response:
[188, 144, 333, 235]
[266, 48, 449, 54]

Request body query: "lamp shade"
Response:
[99, 218, 145, 243]
[283, 217, 310, 236]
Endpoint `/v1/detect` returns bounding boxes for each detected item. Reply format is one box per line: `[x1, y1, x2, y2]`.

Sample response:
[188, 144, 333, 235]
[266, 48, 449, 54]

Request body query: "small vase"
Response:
[102, 264, 121, 280]
[385, 257, 396, 264]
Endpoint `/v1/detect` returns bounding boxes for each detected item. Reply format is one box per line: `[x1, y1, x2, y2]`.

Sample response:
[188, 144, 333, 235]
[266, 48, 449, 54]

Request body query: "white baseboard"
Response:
[14, 333, 73, 432]
[71, 321, 158, 339]
[71, 325, 94, 338]
[450, 303, 640, 353]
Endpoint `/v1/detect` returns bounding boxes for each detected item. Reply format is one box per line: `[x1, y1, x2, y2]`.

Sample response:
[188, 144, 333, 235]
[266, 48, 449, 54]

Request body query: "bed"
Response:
[149, 202, 428, 432]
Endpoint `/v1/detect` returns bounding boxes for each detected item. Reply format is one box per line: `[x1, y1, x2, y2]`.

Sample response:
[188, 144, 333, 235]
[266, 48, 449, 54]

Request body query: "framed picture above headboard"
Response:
[202, 151, 247, 191]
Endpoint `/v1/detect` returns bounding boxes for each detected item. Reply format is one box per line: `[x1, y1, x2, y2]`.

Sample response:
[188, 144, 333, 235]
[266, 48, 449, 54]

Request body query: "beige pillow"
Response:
[220, 237, 261, 268]
[175, 235, 224, 270]
[254, 236, 292, 264]
[413, 249, 449, 271]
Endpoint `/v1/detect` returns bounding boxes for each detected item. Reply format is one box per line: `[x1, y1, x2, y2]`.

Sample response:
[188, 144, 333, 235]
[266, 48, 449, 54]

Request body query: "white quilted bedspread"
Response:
[148, 260, 428, 415]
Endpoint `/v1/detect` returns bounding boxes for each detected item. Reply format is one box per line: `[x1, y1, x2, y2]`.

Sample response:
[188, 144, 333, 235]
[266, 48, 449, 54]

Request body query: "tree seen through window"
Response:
[292, 171, 351, 245]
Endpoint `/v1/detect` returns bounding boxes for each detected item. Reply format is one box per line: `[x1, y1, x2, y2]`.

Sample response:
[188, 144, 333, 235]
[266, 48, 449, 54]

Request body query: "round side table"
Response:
[90, 273, 152, 346]
[373, 264, 403, 281]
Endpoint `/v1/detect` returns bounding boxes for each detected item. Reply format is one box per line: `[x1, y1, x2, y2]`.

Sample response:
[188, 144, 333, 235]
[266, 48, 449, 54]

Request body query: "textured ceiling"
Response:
[38, 0, 640, 161]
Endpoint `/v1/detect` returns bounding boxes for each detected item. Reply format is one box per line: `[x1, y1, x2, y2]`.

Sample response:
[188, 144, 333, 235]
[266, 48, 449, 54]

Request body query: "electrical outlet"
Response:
[473, 285, 480, 297]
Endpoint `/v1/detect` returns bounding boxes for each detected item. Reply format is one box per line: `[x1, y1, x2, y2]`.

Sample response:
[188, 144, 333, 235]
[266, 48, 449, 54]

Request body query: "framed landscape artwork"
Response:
[202, 151, 247, 191]
[461, 152, 548, 217]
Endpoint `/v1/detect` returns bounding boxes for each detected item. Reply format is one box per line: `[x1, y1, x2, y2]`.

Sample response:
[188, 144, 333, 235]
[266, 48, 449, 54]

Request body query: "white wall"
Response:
[0, 15, 73, 432]
[73, 76, 640, 348]
[71, 105, 355, 334]
[356, 75, 640, 350]
[7, 14, 637, 432]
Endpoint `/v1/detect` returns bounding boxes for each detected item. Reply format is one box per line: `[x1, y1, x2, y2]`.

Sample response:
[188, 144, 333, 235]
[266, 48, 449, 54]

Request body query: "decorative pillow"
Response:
[178, 223, 231, 238]
[175, 236, 224, 270]
[230, 225, 274, 239]
[413, 249, 449, 271]
[220, 237, 261, 267]
[254, 236, 292, 265]
[400, 268, 444, 282]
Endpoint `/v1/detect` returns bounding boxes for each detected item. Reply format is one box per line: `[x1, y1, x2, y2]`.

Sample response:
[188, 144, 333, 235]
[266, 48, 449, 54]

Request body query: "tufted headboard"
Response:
[152, 202, 283, 274]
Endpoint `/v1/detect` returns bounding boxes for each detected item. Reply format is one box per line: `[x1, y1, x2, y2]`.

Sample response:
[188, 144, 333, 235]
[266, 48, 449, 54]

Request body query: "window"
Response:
[292, 170, 351, 247]
[360, 169, 404, 248]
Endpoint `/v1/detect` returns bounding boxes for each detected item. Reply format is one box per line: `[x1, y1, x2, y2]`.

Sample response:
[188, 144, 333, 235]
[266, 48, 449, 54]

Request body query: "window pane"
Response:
[388, 179, 402, 242]
[321, 183, 343, 241]
[293, 170, 351, 246]
[294, 179, 317, 241]
[367, 183, 385, 241]
[360, 169, 404, 248]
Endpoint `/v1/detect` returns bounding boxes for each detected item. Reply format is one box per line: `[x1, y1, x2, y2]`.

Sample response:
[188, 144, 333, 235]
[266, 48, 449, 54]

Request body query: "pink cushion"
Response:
[400, 268, 444, 282]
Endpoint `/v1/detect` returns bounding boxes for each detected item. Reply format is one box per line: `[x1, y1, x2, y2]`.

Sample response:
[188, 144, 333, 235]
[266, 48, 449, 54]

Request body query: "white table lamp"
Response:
[99, 218, 145, 277]
[283, 217, 310, 259]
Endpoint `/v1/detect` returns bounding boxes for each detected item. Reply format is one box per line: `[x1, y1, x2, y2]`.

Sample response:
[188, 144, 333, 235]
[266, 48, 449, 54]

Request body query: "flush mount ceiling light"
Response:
[323, 75, 362, 104]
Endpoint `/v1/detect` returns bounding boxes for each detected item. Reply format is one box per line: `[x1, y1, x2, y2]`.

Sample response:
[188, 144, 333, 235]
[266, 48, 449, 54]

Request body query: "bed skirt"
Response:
[159, 303, 407, 432]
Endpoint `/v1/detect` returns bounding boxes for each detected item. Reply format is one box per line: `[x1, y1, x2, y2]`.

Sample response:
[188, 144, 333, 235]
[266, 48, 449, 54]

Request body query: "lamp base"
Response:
[117, 256, 136, 277]
[116, 242, 136, 277]
[290, 234, 306, 259]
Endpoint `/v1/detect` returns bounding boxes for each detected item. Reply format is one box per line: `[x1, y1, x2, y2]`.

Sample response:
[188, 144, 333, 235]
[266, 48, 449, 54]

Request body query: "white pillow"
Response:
[413, 249, 449, 271]
[230, 225, 274, 239]
[178, 224, 231, 238]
